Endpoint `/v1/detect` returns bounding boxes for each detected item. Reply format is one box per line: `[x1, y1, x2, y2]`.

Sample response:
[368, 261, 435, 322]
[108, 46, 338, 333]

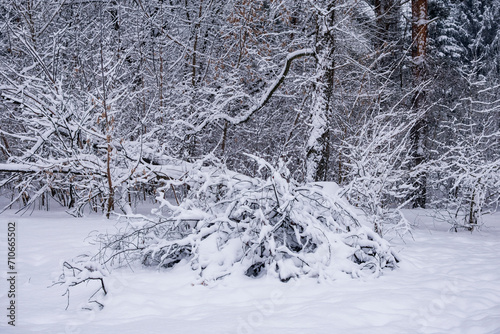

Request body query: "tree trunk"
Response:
[373, 0, 401, 49]
[373, 0, 401, 74]
[305, 4, 336, 183]
[411, 0, 428, 81]
[410, 0, 428, 208]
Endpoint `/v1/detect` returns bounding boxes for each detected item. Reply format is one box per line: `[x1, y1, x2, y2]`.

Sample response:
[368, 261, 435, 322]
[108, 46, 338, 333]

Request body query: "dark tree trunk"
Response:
[373, 0, 401, 50]
[305, 2, 335, 182]
[410, 0, 428, 208]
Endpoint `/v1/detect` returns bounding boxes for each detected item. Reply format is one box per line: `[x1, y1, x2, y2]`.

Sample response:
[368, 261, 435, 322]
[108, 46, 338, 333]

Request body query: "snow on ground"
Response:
[1, 207, 500, 334]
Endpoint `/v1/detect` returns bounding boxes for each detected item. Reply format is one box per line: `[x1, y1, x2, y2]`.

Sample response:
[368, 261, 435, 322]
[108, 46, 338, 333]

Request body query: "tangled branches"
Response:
[94, 158, 399, 283]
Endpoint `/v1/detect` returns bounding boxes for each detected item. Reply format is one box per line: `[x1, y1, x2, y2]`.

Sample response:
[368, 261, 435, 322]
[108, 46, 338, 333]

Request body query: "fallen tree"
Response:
[91, 157, 398, 283]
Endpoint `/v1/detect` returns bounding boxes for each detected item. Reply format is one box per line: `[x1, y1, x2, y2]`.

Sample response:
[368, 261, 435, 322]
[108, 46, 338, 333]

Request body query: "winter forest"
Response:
[1, 0, 500, 333]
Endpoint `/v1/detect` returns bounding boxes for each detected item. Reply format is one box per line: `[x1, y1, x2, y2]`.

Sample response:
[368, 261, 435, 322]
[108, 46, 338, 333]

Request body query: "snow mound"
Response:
[95, 159, 399, 284]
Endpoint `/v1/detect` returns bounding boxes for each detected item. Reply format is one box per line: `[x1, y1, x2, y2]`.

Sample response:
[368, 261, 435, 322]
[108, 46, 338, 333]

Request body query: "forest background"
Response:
[1, 0, 499, 234]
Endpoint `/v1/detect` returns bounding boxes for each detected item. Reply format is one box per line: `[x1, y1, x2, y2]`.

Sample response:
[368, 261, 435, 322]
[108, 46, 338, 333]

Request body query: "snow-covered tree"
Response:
[428, 64, 500, 231]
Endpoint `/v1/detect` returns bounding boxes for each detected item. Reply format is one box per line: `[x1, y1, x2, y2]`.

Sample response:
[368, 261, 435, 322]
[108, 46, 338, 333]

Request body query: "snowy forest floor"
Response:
[1, 207, 499, 334]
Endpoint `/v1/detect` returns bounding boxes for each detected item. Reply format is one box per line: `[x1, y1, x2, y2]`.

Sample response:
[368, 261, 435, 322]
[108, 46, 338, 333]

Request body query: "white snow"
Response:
[1, 208, 499, 334]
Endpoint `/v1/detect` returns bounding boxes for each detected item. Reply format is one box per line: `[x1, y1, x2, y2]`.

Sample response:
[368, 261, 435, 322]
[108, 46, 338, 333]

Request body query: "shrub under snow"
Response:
[91, 157, 398, 284]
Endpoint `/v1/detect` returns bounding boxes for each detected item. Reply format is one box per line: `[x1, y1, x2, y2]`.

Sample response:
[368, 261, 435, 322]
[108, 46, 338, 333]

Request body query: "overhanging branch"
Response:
[183, 48, 316, 134]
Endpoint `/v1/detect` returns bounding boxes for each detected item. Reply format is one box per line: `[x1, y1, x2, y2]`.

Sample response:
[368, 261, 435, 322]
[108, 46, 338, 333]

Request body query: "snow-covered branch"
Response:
[179, 48, 315, 133]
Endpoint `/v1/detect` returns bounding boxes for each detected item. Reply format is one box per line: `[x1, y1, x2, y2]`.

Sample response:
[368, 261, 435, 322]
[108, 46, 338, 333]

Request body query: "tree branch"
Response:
[181, 48, 315, 134]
